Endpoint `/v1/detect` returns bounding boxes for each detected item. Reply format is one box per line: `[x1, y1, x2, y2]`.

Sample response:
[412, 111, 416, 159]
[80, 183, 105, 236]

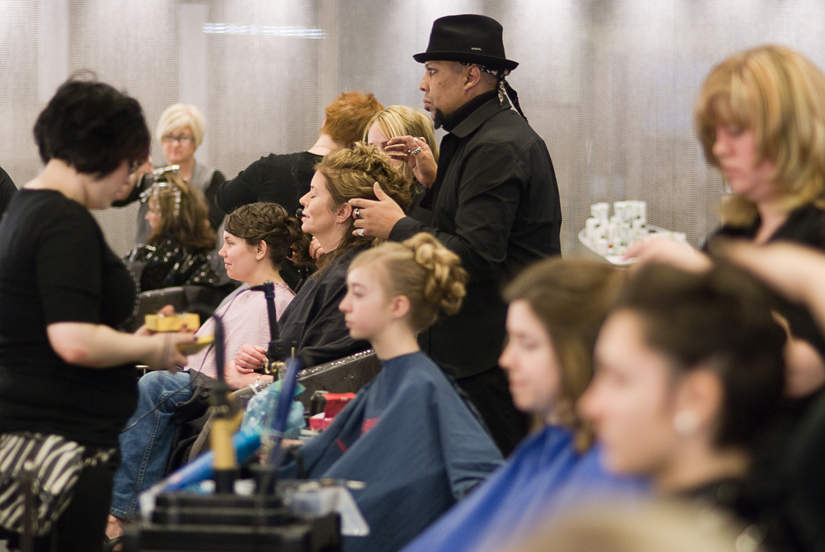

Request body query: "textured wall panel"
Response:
[3, 0, 825, 257]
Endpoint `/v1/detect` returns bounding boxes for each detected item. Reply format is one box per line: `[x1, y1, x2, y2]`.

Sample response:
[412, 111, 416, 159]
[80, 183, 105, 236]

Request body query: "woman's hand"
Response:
[146, 332, 193, 372]
[234, 343, 268, 372]
[122, 156, 154, 200]
[223, 361, 273, 390]
[384, 136, 437, 189]
[134, 305, 178, 336]
[309, 236, 326, 261]
[47, 321, 196, 370]
[773, 312, 825, 398]
[712, 239, 823, 305]
[624, 236, 712, 273]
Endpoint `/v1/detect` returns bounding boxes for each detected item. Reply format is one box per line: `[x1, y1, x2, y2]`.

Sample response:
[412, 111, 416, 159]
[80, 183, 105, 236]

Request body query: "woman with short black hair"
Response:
[0, 76, 195, 551]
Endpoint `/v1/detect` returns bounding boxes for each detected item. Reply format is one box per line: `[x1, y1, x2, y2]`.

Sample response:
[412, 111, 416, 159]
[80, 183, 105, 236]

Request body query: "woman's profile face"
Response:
[299, 172, 339, 242]
[161, 125, 197, 166]
[499, 300, 563, 423]
[218, 230, 259, 284]
[712, 126, 777, 204]
[580, 310, 682, 479]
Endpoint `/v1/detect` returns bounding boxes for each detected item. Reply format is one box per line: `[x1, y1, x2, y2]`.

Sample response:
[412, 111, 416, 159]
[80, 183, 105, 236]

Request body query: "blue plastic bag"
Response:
[241, 379, 305, 439]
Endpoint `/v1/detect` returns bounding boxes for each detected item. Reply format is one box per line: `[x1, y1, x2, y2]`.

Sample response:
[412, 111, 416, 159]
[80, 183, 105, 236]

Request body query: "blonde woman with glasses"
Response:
[116, 103, 226, 245]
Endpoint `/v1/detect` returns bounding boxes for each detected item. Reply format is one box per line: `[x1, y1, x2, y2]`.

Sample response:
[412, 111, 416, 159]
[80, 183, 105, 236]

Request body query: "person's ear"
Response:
[673, 367, 724, 437]
[390, 295, 411, 319]
[464, 65, 482, 90]
[256, 240, 267, 261]
[336, 202, 352, 223]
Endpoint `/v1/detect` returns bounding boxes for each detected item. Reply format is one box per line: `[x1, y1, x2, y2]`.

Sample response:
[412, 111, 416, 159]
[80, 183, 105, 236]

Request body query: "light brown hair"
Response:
[314, 142, 412, 263]
[147, 173, 216, 251]
[503, 258, 626, 450]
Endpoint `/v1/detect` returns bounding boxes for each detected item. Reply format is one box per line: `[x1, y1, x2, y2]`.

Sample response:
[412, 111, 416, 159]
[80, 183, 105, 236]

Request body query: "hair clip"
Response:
[147, 180, 182, 218]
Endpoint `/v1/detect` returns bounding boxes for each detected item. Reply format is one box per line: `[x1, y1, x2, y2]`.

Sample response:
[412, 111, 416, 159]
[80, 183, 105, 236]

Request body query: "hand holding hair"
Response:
[623, 235, 711, 274]
[714, 239, 825, 315]
[349, 182, 406, 240]
[385, 136, 437, 189]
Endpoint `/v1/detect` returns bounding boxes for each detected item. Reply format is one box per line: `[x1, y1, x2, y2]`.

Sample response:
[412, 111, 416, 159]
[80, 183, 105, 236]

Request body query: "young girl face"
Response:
[579, 310, 683, 480]
[339, 263, 395, 342]
[218, 230, 259, 284]
[499, 300, 563, 423]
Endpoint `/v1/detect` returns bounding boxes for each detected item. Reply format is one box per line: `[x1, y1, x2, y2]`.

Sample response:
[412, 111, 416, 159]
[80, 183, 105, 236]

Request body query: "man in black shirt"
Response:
[350, 15, 562, 455]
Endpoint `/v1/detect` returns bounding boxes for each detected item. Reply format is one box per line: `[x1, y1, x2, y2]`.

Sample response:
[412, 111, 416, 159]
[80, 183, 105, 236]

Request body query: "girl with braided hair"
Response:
[107, 203, 303, 541]
[278, 232, 503, 552]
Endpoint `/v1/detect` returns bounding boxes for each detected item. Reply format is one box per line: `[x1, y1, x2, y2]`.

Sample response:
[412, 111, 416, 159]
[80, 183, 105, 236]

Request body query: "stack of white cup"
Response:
[584, 200, 649, 256]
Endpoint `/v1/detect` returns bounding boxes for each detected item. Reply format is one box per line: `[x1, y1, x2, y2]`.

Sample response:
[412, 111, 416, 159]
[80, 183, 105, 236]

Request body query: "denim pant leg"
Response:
[110, 370, 193, 520]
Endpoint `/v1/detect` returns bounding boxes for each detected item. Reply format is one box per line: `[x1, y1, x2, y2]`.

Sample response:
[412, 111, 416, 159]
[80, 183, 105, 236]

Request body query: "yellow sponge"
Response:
[144, 312, 200, 332]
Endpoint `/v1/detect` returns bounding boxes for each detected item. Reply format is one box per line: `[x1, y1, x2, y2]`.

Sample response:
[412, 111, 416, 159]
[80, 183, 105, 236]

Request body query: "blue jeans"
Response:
[110, 370, 193, 520]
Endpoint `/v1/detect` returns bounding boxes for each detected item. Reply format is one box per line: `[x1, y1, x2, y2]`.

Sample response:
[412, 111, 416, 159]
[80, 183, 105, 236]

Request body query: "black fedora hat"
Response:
[413, 14, 518, 71]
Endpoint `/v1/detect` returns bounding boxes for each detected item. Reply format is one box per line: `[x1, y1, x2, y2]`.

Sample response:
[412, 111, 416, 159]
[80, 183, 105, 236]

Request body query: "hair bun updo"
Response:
[349, 232, 467, 332]
[224, 202, 310, 267]
[407, 233, 467, 317]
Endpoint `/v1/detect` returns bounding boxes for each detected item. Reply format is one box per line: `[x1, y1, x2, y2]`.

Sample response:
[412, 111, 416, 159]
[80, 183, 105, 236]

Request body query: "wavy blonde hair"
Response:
[695, 45, 825, 226]
[362, 105, 440, 184]
[349, 233, 467, 332]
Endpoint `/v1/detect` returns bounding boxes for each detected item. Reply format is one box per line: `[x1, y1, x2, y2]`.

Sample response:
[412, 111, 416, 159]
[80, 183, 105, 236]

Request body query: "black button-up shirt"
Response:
[390, 94, 562, 379]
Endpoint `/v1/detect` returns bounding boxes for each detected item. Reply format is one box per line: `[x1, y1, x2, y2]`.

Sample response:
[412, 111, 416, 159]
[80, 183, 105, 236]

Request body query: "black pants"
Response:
[456, 365, 530, 457]
[7, 455, 117, 552]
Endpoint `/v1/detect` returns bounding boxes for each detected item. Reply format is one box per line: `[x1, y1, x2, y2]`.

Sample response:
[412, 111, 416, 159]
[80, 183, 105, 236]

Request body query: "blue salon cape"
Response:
[279, 351, 503, 552]
[400, 425, 649, 552]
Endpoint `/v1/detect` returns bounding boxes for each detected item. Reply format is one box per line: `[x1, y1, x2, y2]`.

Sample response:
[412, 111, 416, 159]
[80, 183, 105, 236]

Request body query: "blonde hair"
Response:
[349, 233, 467, 332]
[323, 91, 384, 148]
[362, 105, 440, 184]
[157, 103, 206, 149]
[314, 142, 412, 262]
[503, 258, 626, 451]
[695, 44, 825, 226]
[147, 173, 216, 251]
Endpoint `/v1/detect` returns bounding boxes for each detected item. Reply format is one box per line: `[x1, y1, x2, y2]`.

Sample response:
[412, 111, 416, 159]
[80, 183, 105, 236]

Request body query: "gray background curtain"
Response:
[3, 0, 823, 256]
